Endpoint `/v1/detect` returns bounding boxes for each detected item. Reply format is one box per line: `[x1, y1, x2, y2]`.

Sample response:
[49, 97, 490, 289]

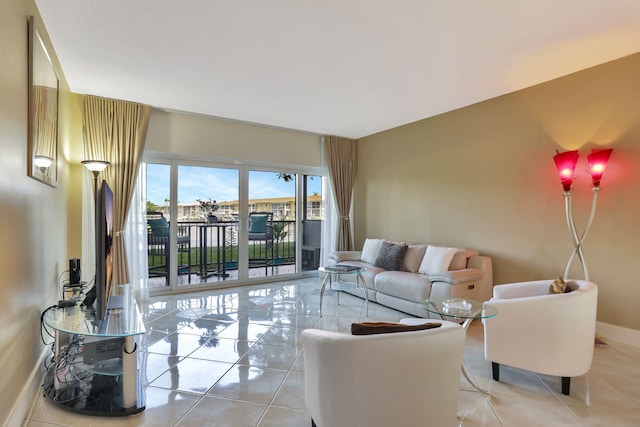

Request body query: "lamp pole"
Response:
[81, 159, 110, 314]
[553, 149, 611, 281]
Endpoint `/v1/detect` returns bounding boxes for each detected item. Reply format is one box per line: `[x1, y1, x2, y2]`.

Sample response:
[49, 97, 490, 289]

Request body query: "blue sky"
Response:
[146, 164, 321, 206]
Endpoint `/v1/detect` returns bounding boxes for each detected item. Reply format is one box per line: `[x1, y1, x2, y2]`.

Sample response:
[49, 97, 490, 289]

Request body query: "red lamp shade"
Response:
[553, 150, 579, 192]
[587, 148, 613, 188]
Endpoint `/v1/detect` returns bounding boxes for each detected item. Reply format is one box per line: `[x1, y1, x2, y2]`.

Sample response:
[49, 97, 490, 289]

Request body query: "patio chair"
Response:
[147, 211, 191, 283]
[248, 211, 274, 274]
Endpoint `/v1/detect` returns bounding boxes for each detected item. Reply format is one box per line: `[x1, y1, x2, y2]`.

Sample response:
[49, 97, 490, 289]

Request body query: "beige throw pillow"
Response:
[402, 244, 428, 273]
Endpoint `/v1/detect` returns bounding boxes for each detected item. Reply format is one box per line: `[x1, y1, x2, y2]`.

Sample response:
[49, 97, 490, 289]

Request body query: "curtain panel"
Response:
[81, 95, 150, 295]
[323, 135, 357, 251]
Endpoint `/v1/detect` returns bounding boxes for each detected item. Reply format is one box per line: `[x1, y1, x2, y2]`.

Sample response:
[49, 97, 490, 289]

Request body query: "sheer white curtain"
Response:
[320, 174, 338, 267]
[124, 164, 148, 301]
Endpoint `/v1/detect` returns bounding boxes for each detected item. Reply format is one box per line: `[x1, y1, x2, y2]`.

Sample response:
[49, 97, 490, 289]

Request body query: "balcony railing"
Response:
[147, 219, 317, 284]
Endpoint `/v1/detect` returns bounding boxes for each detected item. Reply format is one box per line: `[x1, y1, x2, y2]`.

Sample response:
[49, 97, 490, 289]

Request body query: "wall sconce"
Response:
[553, 148, 613, 281]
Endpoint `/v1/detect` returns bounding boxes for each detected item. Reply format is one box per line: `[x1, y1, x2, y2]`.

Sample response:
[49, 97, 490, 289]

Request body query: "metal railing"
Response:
[147, 220, 300, 279]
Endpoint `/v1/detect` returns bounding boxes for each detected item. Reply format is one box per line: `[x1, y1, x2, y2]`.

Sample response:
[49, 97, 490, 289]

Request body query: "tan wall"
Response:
[357, 52, 640, 331]
[146, 109, 322, 167]
[0, 1, 81, 422]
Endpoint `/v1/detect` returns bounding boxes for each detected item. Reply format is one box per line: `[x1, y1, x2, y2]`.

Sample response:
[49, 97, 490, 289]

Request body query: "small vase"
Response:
[207, 215, 218, 224]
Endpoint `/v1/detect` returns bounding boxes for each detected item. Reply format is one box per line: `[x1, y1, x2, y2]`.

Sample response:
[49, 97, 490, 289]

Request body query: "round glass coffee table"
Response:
[423, 297, 497, 329]
[318, 265, 369, 317]
[421, 297, 497, 395]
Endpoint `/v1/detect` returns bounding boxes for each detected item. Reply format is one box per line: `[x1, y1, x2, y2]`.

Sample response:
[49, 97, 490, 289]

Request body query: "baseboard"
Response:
[596, 321, 640, 348]
[3, 347, 48, 427]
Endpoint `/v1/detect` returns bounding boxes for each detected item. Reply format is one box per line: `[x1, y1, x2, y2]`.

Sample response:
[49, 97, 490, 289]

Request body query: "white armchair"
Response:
[302, 320, 465, 427]
[483, 279, 598, 395]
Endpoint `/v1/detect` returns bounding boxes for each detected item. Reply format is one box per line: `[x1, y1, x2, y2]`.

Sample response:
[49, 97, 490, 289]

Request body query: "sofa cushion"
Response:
[419, 245, 458, 274]
[402, 244, 428, 273]
[351, 321, 441, 335]
[373, 241, 408, 271]
[449, 250, 467, 271]
[361, 238, 383, 264]
[375, 271, 433, 302]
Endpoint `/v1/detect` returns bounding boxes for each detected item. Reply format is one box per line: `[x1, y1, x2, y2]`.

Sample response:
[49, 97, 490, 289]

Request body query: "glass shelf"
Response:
[43, 296, 145, 337]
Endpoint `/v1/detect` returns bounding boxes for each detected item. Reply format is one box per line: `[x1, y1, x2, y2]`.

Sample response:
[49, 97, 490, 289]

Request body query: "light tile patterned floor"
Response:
[28, 277, 640, 426]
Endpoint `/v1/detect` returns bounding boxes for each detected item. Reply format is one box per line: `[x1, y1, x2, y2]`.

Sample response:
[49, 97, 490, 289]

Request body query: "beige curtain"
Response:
[82, 95, 150, 293]
[324, 135, 357, 251]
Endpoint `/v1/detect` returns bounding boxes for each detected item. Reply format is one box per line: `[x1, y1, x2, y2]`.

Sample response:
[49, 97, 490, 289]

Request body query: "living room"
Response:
[2, 1, 640, 425]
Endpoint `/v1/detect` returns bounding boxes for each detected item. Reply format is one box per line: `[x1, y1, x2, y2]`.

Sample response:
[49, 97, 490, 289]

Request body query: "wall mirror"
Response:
[28, 15, 59, 187]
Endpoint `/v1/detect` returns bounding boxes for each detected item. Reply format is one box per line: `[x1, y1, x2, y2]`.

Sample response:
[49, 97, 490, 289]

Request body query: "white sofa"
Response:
[483, 279, 598, 395]
[328, 238, 493, 317]
[302, 319, 465, 427]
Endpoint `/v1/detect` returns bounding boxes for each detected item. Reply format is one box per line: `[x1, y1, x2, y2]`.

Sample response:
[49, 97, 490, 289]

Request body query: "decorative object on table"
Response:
[197, 198, 220, 223]
[28, 16, 59, 187]
[442, 298, 472, 311]
[553, 148, 613, 281]
[549, 276, 570, 294]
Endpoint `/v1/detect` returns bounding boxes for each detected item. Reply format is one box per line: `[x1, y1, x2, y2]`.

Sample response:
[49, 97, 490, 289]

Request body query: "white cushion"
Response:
[361, 238, 383, 264]
[375, 271, 432, 301]
[419, 245, 458, 274]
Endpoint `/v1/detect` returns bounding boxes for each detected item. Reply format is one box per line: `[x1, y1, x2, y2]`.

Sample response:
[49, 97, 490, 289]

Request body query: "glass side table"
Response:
[318, 265, 369, 317]
[421, 297, 497, 395]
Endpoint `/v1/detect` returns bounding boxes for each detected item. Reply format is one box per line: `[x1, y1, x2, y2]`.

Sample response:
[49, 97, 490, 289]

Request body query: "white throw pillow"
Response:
[418, 245, 458, 274]
[361, 238, 383, 264]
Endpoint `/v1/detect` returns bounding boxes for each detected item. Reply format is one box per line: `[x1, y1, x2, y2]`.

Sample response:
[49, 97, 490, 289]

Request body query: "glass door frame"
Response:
[144, 153, 324, 296]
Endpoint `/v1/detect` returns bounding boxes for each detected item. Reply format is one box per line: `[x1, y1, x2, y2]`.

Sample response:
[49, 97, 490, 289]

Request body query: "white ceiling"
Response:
[35, 0, 640, 139]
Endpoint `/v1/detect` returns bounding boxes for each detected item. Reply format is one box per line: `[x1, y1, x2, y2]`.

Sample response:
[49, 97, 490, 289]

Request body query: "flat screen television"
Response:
[95, 180, 114, 320]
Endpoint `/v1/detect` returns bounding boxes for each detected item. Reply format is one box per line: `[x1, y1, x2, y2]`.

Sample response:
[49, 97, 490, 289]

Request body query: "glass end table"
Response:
[422, 297, 496, 329]
[422, 297, 497, 395]
[318, 265, 369, 317]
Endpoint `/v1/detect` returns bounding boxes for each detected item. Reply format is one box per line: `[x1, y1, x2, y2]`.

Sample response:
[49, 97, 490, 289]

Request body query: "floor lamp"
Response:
[81, 159, 110, 312]
[553, 148, 612, 347]
[82, 160, 110, 196]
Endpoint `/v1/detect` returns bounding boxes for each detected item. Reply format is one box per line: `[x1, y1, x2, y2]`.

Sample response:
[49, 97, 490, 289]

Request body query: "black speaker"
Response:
[69, 258, 81, 285]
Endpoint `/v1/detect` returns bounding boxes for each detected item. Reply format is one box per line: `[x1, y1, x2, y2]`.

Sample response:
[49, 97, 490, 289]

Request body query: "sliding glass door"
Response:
[144, 159, 324, 293]
[247, 170, 297, 279]
[302, 175, 322, 271]
[177, 165, 239, 288]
